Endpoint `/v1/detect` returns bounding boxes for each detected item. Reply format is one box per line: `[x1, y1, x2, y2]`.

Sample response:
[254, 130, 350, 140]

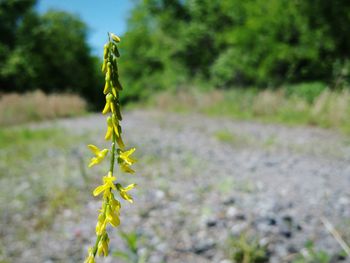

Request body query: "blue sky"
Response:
[36, 0, 135, 56]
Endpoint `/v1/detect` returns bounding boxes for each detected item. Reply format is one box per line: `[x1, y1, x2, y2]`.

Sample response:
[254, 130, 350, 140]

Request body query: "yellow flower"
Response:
[118, 148, 136, 165]
[84, 247, 95, 263]
[118, 148, 136, 173]
[105, 115, 122, 140]
[103, 79, 110, 94]
[107, 194, 121, 227]
[93, 173, 117, 196]
[88, 144, 108, 167]
[111, 33, 121, 42]
[103, 43, 109, 59]
[97, 233, 109, 256]
[105, 117, 113, 140]
[116, 134, 125, 149]
[110, 194, 121, 210]
[95, 196, 120, 236]
[106, 204, 120, 227]
[95, 212, 107, 235]
[116, 183, 136, 203]
[102, 93, 115, 114]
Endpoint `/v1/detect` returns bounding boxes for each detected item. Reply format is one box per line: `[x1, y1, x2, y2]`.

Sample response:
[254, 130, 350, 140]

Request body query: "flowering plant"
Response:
[85, 33, 137, 263]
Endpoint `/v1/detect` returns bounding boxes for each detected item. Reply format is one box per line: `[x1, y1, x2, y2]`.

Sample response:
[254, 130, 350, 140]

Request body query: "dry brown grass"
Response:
[310, 90, 350, 127]
[150, 88, 350, 132]
[252, 90, 285, 116]
[0, 90, 86, 126]
[153, 89, 224, 111]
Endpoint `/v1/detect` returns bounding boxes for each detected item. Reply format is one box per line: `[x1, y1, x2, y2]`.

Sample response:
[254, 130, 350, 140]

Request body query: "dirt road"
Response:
[2, 110, 350, 262]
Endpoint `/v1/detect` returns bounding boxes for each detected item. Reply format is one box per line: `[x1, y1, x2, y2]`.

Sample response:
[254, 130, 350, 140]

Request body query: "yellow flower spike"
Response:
[84, 248, 95, 263]
[86, 33, 138, 260]
[93, 175, 117, 196]
[116, 183, 136, 203]
[111, 33, 121, 43]
[102, 93, 115, 114]
[88, 145, 108, 167]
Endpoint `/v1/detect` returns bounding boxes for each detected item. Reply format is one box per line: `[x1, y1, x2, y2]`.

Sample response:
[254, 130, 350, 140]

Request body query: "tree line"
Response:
[119, 0, 350, 100]
[0, 0, 103, 107]
[1, 0, 350, 105]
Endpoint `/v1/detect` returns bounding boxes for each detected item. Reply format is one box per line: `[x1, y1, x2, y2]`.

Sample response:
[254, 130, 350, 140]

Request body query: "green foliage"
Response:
[285, 82, 327, 103]
[292, 241, 331, 263]
[226, 233, 269, 263]
[120, 0, 350, 100]
[0, 0, 103, 108]
[332, 59, 350, 89]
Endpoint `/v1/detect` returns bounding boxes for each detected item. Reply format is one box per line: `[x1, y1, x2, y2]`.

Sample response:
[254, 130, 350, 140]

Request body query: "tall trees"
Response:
[0, 0, 102, 106]
[120, 0, 350, 99]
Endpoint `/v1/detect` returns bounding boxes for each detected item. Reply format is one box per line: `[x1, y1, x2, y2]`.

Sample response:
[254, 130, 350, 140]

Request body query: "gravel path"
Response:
[5, 110, 350, 263]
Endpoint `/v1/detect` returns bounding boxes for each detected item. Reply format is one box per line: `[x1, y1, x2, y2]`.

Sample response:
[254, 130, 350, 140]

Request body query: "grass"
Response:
[0, 127, 61, 148]
[0, 90, 86, 126]
[113, 231, 149, 263]
[226, 233, 269, 263]
[148, 83, 350, 134]
[292, 241, 332, 263]
[214, 130, 238, 143]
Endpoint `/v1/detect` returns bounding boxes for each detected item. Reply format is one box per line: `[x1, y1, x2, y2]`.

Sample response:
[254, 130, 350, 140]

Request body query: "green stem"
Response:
[92, 234, 102, 256]
[110, 130, 116, 174]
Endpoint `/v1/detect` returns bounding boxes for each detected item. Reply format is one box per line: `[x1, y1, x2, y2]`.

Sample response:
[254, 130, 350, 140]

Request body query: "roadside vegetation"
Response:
[146, 82, 350, 134]
[0, 90, 86, 126]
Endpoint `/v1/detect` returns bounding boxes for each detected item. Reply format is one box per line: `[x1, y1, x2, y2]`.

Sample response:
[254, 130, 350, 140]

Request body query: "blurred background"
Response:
[1, 0, 350, 262]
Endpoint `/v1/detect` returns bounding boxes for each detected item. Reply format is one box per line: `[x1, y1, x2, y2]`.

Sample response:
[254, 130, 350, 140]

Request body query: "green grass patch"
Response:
[215, 130, 237, 143]
[0, 127, 62, 148]
[226, 233, 269, 263]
